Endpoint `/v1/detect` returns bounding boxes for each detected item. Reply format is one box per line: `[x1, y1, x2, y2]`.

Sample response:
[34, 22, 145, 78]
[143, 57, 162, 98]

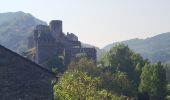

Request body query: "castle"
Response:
[27, 20, 96, 70]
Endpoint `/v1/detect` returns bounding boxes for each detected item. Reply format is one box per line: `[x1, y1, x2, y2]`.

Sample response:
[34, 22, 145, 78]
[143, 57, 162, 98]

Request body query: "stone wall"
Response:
[0, 45, 56, 100]
[64, 48, 96, 66]
[27, 20, 96, 70]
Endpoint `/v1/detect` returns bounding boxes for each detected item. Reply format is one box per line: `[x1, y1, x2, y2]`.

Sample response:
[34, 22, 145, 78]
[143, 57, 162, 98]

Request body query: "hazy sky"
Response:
[0, 0, 170, 48]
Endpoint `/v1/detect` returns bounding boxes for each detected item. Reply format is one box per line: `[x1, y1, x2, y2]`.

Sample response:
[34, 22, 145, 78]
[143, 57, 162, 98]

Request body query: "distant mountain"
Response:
[0, 11, 103, 58]
[102, 32, 170, 63]
[2, 11, 170, 64]
[0, 11, 46, 53]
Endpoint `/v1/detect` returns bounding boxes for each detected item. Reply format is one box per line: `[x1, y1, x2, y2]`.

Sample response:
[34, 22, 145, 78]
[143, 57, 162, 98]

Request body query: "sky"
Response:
[0, 0, 170, 48]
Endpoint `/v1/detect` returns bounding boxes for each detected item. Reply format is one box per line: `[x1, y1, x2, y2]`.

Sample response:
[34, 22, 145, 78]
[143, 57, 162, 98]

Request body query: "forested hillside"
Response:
[0, 11, 46, 52]
[103, 32, 170, 64]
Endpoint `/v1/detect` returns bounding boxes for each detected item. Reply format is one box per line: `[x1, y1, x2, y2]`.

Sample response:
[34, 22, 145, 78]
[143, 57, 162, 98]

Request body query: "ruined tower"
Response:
[34, 25, 56, 64]
[49, 20, 62, 41]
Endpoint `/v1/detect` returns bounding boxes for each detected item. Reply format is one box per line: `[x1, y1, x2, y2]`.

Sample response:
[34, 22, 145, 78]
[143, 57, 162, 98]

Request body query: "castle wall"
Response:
[29, 20, 96, 69]
[60, 38, 81, 48]
[66, 33, 78, 41]
[64, 48, 96, 66]
[27, 36, 34, 49]
[36, 39, 63, 68]
[0, 45, 55, 100]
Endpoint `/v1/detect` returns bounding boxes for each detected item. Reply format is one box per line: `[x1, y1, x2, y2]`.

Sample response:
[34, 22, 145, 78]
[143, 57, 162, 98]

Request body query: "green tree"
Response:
[135, 63, 143, 85]
[99, 44, 146, 82]
[139, 62, 167, 100]
[165, 64, 170, 82]
[99, 71, 137, 97]
[99, 44, 150, 98]
[139, 63, 151, 94]
[54, 70, 120, 100]
[113, 71, 137, 96]
[150, 62, 167, 100]
[104, 44, 135, 80]
[68, 57, 100, 77]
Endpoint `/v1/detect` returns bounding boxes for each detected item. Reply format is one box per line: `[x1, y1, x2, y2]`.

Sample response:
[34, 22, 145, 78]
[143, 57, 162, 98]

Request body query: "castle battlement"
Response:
[27, 20, 96, 70]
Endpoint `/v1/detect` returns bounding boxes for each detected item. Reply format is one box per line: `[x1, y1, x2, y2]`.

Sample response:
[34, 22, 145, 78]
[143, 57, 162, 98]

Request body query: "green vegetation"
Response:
[167, 84, 170, 100]
[0, 11, 168, 99]
[42, 55, 65, 73]
[165, 65, 170, 83]
[53, 44, 168, 99]
[139, 62, 167, 100]
[102, 32, 170, 64]
[54, 70, 120, 100]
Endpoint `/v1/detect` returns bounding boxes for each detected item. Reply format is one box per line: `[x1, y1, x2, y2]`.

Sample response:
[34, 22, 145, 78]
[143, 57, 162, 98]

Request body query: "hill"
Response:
[0, 11, 103, 59]
[1, 11, 170, 64]
[102, 32, 170, 63]
[0, 11, 46, 53]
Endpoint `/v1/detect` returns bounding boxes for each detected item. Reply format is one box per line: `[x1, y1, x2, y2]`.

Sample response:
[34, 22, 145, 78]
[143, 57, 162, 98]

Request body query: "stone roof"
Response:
[0, 44, 57, 77]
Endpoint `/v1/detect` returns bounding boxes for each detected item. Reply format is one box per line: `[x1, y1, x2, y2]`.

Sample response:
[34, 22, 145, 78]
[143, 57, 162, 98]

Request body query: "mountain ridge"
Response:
[0, 11, 46, 52]
[0, 11, 170, 64]
[102, 32, 170, 63]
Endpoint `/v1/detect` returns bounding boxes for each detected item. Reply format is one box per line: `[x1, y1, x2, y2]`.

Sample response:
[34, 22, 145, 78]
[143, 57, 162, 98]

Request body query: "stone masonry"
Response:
[0, 45, 56, 100]
[27, 20, 96, 69]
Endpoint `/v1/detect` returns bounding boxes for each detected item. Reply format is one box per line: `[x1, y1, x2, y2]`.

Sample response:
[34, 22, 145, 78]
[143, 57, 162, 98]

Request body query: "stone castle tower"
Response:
[27, 20, 96, 69]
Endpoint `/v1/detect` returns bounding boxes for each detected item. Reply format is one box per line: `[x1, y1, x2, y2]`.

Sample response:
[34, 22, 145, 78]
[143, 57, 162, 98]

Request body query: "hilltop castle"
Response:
[26, 20, 96, 70]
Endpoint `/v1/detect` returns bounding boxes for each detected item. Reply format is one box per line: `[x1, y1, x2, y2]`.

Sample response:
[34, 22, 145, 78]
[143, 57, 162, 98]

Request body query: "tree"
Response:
[102, 44, 135, 80]
[150, 62, 167, 100]
[113, 71, 137, 96]
[99, 71, 137, 97]
[99, 44, 150, 98]
[139, 63, 152, 95]
[99, 44, 146, 82]
[165, 64, 170, 82]
[68, 57, 100, 77]
[139, 62, 167, 100]
[53, 70, 120, 100]
[135, 63, 143, 85]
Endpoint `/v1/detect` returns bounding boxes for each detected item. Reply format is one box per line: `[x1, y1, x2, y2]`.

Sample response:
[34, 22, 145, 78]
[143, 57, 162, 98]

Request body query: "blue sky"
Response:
[0, 0, 170, 48]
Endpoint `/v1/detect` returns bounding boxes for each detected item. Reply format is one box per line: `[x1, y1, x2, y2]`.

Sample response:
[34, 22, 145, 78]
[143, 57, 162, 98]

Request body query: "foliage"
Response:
[167, 84, 170, 100]
[99, 71, 137, 97]
[99, 44, 168, 99]
[53, 44, 167, 99]
[150, 62, 167, 99]
[54, 70, 120, 100]
[99, 44, 146, 82]
[112, 71, 137, 96]
[139, 63, 152, 94]
[167, 84, 170, 95]
[68, 57, 100, 77]
[42, 55, 65, 73]
[165, 64, 170, 82]
[139, 62, 167, 100]
[98, 44, 150, 98]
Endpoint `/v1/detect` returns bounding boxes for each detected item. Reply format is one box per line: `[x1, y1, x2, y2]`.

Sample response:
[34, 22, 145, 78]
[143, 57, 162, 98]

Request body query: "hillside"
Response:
[103, 32, 170, 63]
[0, 11, 46, 53]
[1, 11, 170, 64]
[0, 11, 104, 58]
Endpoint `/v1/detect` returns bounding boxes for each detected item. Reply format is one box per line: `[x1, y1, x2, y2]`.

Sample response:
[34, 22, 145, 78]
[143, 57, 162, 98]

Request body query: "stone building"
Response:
[27, 20, 96, 69]
[0, 45, 56, 100]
